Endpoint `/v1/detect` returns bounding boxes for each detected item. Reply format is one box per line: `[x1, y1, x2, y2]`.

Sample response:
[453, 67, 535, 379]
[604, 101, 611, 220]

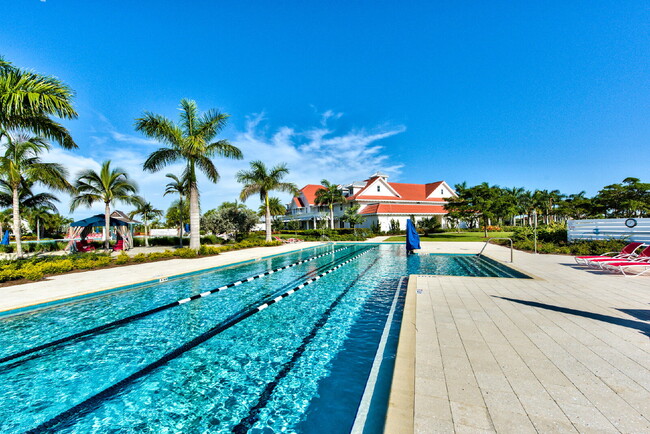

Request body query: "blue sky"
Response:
[2, 1, 649, 217]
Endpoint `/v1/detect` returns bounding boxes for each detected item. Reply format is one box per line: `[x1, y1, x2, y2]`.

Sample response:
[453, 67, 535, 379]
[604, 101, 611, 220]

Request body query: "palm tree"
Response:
[258, 197, 286, 218]
[315, 179, 345, 229]
[0, 132, 71, 256]
[340, 203, 366, 230]
[0, 56, 77, 149]
[129, 198, 163, 247]
[135, 99, 243, 250]
[164, 173, 188, 247]
[28, 206, 55, 241]
[237, 161, 297, 241]
[70, 161, 139, 250]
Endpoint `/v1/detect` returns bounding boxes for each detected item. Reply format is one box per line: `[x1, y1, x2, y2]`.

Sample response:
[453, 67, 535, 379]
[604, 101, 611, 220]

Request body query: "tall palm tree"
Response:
[237, 161, 297, 241]
[0, 132, 71, 256]
[164, 173, 188, 247]
[70, 161, 139, 250]
[136, 99, 243, 250]
[315, 179, 345, 229]
[129, 198, 163, 247]
[0, 56, 77, 149]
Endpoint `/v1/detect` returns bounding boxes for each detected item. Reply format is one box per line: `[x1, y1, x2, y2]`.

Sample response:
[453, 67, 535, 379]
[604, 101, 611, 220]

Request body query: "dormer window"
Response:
[377, 186, 381, 192]
[441, 188, 444, 195]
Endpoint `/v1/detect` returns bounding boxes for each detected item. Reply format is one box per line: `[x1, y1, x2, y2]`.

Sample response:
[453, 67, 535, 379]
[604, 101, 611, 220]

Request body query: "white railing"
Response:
[567, 218, 650, 243]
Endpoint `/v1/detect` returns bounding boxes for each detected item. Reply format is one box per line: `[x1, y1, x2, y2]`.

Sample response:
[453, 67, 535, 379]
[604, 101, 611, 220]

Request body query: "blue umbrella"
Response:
[406, 219, 421, 253]
[1, 230, 10, 245]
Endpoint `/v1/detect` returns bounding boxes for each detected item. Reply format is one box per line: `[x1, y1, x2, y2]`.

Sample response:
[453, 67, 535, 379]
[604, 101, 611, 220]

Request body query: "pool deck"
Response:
[386, 242, 650, 433]
[0, 242, 324, 314]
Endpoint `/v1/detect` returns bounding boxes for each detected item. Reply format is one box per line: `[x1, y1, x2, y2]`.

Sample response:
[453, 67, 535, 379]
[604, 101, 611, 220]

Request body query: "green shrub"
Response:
[132, 253, 148, 263]
[199, 245, 221, 255]
[38, 259, 74, 275]
[19, 264, 44, 281]
[147, 250, 175, 260]
[175, 248, 197, 258]
[115, 252, 130, 264]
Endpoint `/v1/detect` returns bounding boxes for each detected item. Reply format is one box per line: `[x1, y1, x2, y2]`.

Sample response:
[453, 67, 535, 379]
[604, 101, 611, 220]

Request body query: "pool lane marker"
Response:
[0, 245, 351, 367]
[350, 275, 406, 434]
[232, 255, 381, 433]
[27, 246, 376, 433]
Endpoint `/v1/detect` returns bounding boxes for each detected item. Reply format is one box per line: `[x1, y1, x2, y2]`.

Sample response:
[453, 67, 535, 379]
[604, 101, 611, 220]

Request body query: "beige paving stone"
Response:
[387, 241, 650, 433]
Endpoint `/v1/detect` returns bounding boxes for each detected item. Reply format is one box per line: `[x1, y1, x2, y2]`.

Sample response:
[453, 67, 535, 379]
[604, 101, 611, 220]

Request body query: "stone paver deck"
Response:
[387, 242, 650, 433]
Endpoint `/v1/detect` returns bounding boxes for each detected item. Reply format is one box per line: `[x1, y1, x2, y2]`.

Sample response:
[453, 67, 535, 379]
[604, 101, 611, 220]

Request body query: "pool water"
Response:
[0, 244, 528, 433]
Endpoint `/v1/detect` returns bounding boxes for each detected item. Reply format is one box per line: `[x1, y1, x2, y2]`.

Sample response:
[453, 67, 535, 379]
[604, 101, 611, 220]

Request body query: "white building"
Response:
[285, 172, 457, 231]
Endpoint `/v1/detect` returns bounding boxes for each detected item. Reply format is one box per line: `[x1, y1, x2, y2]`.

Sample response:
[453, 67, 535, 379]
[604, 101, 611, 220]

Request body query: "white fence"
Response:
[567, 218, 650, 243]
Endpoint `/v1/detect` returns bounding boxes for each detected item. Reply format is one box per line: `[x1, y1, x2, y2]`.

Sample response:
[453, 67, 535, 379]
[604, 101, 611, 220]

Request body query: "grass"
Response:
[384, 231, 514, 242]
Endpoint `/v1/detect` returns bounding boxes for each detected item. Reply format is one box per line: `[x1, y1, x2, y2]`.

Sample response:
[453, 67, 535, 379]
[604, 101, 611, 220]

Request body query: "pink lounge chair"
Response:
[574, 242, 644, 266]
[112, 239, 125, 251]
[600, 246, 650, 277]
[75, 240, 95, 253]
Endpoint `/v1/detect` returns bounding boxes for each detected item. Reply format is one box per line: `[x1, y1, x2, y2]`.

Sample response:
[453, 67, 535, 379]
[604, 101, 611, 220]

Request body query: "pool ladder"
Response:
[478, 237, 514, 263]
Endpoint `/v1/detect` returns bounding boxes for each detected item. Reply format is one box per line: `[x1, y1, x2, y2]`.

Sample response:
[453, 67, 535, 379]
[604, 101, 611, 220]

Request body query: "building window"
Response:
[377, 185, 381, 192]
[441, 188, 444, 195]
[340, 206, 343, 211]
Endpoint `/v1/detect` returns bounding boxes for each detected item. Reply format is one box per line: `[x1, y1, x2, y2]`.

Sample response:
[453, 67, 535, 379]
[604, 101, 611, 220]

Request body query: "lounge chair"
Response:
[75, 240, 96, 253]
[273, 236, 291, 244]
[112, 239, 125, 251]
[600, 246, 650, 277]
[574, 242, 643, 265]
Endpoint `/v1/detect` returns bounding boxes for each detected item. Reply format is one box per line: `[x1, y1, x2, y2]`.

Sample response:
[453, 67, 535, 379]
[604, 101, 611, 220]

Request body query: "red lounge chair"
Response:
[75, 240, 95, 253]
[600, 246, 650, 276]
[113, 239, 125, 251]
[574, 242, 643, 266]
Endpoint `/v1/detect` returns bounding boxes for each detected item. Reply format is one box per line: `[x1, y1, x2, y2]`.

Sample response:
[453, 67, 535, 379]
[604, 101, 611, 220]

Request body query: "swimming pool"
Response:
[0, 244, 528, 433]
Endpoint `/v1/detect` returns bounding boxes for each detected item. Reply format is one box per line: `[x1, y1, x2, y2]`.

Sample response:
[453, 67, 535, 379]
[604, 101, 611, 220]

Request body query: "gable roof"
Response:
[300, 184, 325, 206]
[348, 180, 449, 202]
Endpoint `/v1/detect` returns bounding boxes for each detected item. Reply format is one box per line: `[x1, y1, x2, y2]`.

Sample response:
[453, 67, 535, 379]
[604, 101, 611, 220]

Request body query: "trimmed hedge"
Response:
[0, 239, 283, 284]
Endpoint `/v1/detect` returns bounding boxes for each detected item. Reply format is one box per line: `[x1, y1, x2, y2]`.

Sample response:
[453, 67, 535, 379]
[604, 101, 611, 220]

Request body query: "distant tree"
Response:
[315, 179, 345, 229]
[0, 132, 71, 256]
[258, 197, 287, 218]
[340, 203, 366, 229]
[129, 198, 163, 247]
[70, 161, 139, 250]
[445, 183, 500, 237]
[203, 201, 258, 241]
[136, 99, 243, 250]
[417, 216, 443, 237]
[164, 173, 188, 247]
[594, 178, 650, 217]
[165, 199, 190, 229]
[237, 161, 297, 241]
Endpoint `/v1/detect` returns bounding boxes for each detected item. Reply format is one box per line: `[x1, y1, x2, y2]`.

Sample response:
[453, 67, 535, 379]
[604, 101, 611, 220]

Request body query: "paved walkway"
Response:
[0, 242, 323, 314]
[387, 242, 650, 433]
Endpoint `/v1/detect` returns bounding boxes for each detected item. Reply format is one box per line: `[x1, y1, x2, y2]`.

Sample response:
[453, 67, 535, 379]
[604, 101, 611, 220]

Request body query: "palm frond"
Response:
[142, 147, 182, 172]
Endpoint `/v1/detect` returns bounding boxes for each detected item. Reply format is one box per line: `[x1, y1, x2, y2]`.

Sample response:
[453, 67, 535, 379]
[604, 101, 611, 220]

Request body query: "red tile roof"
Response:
[300, 184, 324, 206]
[292, 197, 304, 208]
[347, 180, 447, 202]
[360, 204, 447, 215]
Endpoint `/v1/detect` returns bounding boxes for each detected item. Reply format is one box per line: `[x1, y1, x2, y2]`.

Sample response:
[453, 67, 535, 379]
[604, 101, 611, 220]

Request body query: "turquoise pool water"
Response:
[0, 244, 528, 433]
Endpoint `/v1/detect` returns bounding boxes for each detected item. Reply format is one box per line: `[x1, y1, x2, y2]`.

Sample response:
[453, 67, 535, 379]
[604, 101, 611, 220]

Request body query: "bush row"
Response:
[0, 240, 283, 283]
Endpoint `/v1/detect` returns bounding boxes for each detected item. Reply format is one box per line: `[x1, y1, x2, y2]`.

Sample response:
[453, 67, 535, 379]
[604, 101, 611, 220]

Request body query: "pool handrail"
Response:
[479, 237, 514, 263]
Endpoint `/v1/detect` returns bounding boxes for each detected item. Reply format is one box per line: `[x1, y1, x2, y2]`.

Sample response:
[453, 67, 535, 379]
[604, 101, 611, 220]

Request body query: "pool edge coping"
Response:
[384, 275, 416, 434]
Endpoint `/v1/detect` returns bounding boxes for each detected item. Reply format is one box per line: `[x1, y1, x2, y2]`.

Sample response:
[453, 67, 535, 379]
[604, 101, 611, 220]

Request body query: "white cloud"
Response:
[37, 110, 406, 219]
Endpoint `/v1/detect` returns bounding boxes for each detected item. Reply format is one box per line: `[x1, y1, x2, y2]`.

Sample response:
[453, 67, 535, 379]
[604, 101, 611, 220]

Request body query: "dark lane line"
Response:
[27, 246, 375, 433]
[0, 245, 351, 367]
[232, 255, 380, 433]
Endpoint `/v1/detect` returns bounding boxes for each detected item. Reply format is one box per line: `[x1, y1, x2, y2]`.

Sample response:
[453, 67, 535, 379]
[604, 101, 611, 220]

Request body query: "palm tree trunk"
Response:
[144, 216, 149, 247]
[37, 219, 40, 242]
[264, 193, 272, 242]
[104, 202, 111, 250]
[329, 204, 334, 229]
[189, 182, 200, 250]
[12, 186, 22, 257]
[178, 197, 183, 247]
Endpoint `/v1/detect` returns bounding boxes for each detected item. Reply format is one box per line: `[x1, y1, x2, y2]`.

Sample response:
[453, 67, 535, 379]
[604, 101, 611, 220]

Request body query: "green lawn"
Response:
[384, 231, 514, 242]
